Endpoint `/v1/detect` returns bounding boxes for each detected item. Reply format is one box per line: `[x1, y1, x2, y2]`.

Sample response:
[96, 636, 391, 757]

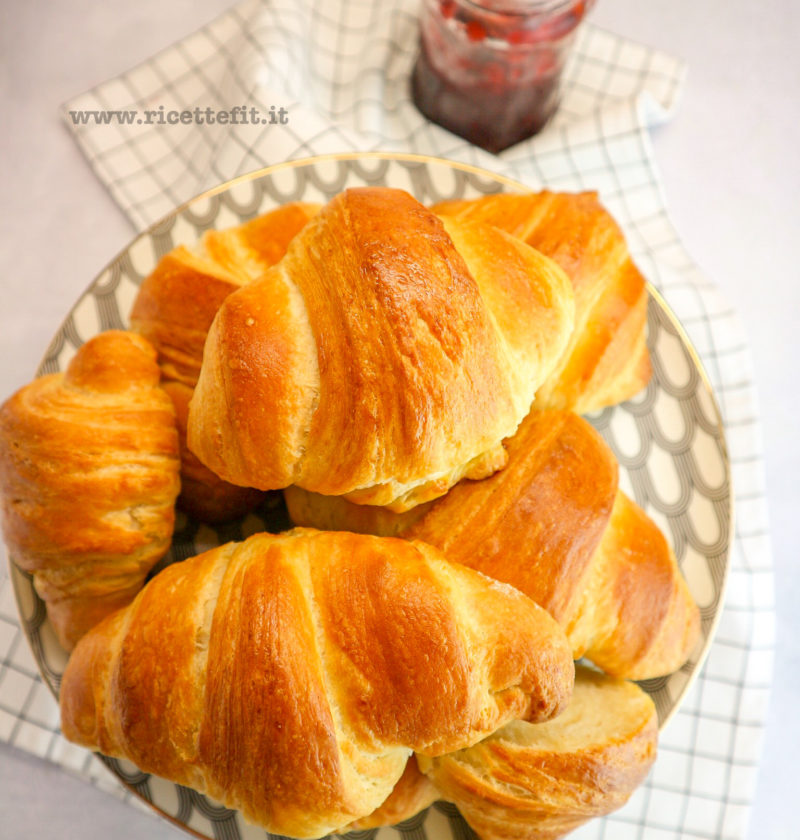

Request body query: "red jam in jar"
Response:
[411, 0, 595, 153]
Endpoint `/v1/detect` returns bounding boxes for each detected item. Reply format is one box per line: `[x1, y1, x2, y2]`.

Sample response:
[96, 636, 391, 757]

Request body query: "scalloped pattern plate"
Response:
[8, 153, 731, 840]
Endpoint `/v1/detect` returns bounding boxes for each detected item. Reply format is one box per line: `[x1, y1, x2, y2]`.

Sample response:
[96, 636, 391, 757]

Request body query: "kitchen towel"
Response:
[0, 1, 774, 838]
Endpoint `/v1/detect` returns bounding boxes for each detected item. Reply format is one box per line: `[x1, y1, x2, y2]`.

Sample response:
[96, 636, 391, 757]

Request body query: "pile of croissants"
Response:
[0, 186, 701, 840]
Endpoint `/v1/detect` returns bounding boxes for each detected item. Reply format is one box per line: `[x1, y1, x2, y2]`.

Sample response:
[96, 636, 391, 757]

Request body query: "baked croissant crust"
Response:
[347, 756, 439, 829]
[285, 410, 700, 679]
[130, 202, 319, 521]
[0, 331, 180, 650]
[433, 191, 651, 414]
[188, 187, 575, 512]
[59, 528, 574, 838]
[420, 665, 658, 840]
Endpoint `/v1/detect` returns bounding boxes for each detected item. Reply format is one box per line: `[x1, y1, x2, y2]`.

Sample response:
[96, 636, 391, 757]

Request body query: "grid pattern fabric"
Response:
[0, 1, 774, 838]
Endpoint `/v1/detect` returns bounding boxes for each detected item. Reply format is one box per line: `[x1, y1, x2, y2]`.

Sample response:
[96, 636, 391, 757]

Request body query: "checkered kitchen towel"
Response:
[0, 0, 774, 837]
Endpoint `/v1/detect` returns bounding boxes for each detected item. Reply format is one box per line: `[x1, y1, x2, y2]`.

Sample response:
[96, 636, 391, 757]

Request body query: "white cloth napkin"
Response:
[0, 0, 775, 837]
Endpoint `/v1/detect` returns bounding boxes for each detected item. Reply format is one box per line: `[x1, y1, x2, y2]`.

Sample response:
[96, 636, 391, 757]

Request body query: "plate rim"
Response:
[640, 281, 734, 727]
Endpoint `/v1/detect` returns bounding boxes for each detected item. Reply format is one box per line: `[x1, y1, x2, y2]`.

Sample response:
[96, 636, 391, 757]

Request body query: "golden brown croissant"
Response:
[433, 191, 651, 413]
[285, 410, 700, 679]
[0, 331, 180, 650]
[188, 187, 575, 512]
[130, 202, 319, 521]
[60, 528, 574, 838]
[347, 757, 439, 829]
[419, 665, 658, 840]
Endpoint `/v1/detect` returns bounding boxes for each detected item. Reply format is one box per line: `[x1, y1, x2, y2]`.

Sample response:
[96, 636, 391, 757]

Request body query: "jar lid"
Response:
[459, 0, 589, 18]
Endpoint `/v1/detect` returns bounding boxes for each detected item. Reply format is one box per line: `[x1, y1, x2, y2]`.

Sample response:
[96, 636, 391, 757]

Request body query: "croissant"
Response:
[0, 331, 180, 650]
[419, 665, 658, 840]
[187, 186, 575, 512]
[347, 757, 439, 829]
[285, 410, 700, 680]
[60, 527, 574, 838]
[433, 191, 651, 413]
[130, 202, 319, 521]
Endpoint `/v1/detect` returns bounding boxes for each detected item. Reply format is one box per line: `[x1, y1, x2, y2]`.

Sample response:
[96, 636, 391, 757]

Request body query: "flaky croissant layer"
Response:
[421, 666, 659, 840]
[130, 201, 320, 522]
[188, 187, 575, 511]
[433, 191, 652, 414]
[60, 528, 574, 838]
[285, 410, 700, 680]
[0, 330, 181, 650]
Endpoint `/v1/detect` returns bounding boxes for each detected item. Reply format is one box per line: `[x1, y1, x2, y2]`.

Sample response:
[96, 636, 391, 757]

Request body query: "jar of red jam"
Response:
[411, 0, 595, 153]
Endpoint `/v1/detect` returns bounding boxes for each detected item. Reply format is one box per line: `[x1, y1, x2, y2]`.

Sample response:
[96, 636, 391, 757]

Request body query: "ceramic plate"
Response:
[9, 153, 731, 840]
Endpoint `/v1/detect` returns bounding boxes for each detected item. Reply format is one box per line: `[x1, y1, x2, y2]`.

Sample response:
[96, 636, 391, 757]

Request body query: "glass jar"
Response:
[411, 0, 595, 153]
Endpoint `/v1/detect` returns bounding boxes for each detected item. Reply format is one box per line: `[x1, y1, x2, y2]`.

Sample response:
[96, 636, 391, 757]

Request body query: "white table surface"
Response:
[1, 1, 798, 838]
